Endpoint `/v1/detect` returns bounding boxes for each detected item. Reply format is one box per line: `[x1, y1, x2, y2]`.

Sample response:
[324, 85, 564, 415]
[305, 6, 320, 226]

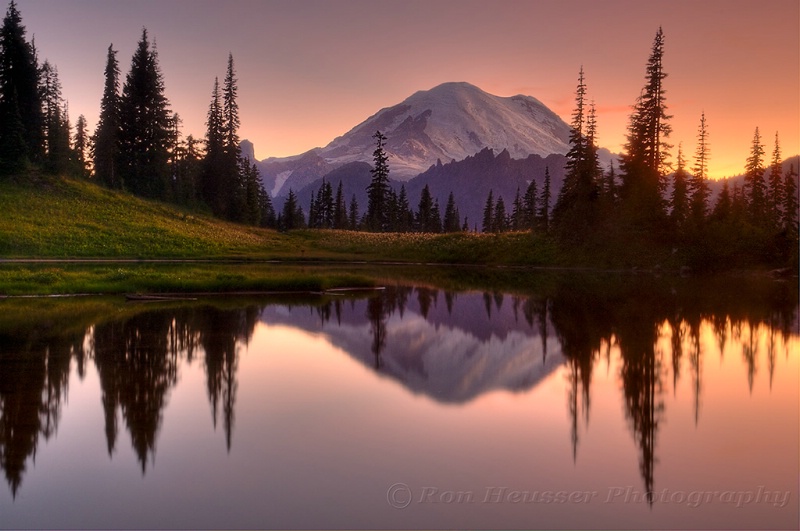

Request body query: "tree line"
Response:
[543, 27, 798, 267]
[0, 2, 274, 227]
[1, 2, 796, 266]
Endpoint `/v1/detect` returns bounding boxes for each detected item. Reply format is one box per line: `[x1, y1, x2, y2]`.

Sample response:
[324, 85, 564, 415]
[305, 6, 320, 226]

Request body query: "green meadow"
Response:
[0, 175, 567, 295]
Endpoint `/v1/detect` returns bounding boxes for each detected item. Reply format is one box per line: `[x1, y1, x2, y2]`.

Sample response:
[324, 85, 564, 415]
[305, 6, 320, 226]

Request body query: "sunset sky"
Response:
[13, 0, 799, 179]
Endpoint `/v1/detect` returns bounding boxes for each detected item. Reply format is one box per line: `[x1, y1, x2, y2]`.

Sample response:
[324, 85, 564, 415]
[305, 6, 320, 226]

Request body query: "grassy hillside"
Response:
[0, 174, 559, 265]
[0, 175, 287, 258]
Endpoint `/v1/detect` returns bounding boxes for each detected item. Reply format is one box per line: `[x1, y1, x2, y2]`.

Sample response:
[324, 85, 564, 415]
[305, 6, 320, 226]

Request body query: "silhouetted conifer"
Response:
[365, 130, 390, 231]
[118, 29, 172, 199]
[92, 44, 121, 187]
[0, 1, 42, 172]
[689, 112, 710, 224]
[619, 27, 672, 233]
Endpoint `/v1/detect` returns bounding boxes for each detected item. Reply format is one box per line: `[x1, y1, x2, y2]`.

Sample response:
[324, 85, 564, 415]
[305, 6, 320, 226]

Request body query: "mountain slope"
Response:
[257, 82, 571, 196]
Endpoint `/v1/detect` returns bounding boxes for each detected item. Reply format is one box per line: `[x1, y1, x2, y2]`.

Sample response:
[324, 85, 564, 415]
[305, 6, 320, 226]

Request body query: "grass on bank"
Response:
[0, 263, 378, 296]
[0, 174, 560, 266]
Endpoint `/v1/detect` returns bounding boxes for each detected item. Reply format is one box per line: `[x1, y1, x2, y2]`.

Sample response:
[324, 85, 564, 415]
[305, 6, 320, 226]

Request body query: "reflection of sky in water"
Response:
[0, 290, 797, 530]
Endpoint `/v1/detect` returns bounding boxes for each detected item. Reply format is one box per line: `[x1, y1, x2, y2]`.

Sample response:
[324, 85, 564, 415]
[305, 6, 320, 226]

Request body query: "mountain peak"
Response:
[256, 82, 571, 196]
[322, 81, 570, 179]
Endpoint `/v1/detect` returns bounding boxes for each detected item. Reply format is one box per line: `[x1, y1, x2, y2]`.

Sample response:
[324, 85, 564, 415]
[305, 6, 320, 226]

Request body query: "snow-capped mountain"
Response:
[255, 82, 571, 196]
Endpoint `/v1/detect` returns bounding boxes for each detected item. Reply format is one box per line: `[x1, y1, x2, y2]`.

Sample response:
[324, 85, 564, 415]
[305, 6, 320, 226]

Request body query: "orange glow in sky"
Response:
[15, 0, 800, 179]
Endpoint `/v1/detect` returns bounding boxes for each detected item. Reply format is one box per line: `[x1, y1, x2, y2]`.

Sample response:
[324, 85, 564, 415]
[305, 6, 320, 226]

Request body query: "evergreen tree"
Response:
[348, 194, 359, 230]
[494, 196, 508, 233]
[242, 157, 262, 226]
[430, 198, 443, 233]
[443, 191, 461, 232]
[0, 0, 43, 171]
[766, 132, 783, 230]
[619, 27, 672, 232]
[92, 44, 121, 188]
[308, 194, 317, 228]
[482, 189, 494, 233]
[40, 61, 71, 174]
[783, 164, 798, 239]
[365, 130, 390, 231]
[202, 77, 226, 215]
[552, 67, 599, 240]
[416, 184, 435, 232]
[523, 179, 538, 230]
[743, 127, 766, 224]
[511, 187, 524, 230]
[321, 178, 334, 228]
[221, 53, 243, 219]
[669, 144, 689, 231]
[396, 184, 413, 232]
[222, 53, 240, 160]
[731, 182, 746, 226]
[280, 189, 304, 230]
[172, 133, 203, 205]
[385, 187, 398, 231]
[334, 180, 347, 229]
[689, 111, 710, 224]
[538, 167, 551, 232]
[604, 160, 618, 205]
[711, 179, 731, 224]
[258, 179, 276, 228]
[118, 29, 172, 199]
[73, 114, 88, 177]
[586, 99, 603, 189]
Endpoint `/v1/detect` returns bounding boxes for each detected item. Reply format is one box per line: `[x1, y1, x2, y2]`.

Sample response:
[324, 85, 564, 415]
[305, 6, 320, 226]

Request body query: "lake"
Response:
[0, 270, 797, 529]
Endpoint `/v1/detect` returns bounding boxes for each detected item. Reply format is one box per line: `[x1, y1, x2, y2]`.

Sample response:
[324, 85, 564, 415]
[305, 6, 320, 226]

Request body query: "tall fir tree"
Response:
[280, 189, 305, 230]
[552, 67, 599, 241]
[202, 77, 227, 215]
[118, 29, 172, 199]
[766, 132, 783, 231]
[40, 61, 71, 174]
[0, 0, 42, 172]
[482, 189, 494, 233]
[783, 165, 798, 239]
[222, 53, 240, 159]
[669, 144, 689, 231]
[743, 127, 766, 225]
[523, 179, 538, 230]
[92, 44, 121, 188]
[73, 114, 88, 177]
[334, 180, 347, 229]
[443, 191, 461, 232]
[416, 184, 435, 232]
[348, 194, 359, 230]
[365, 130, 390, 231]
[538, 167, 552, 232]
[396, 184, 413, 232]
[711, 179, 732, 224]
[511, 187, 524, 230]
[688, 112, 710, 225]
[619, 27, 672, 232]
[430, 199, 443, 233]
[493, 196, 508, 233]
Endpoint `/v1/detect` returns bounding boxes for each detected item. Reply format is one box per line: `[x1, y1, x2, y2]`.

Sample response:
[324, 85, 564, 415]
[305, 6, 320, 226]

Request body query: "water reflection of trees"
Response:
[0, 327, 82, 497]
[0, 302, 261, 494]
[547, 276, 797, 504]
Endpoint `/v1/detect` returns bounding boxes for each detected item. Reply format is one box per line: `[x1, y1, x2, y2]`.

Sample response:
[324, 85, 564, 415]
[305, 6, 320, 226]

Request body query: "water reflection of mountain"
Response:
[261, 287, 565, 403]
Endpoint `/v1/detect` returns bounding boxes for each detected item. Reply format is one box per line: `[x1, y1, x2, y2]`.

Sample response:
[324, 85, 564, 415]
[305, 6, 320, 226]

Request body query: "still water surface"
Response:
[0, 274, 797, 529]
